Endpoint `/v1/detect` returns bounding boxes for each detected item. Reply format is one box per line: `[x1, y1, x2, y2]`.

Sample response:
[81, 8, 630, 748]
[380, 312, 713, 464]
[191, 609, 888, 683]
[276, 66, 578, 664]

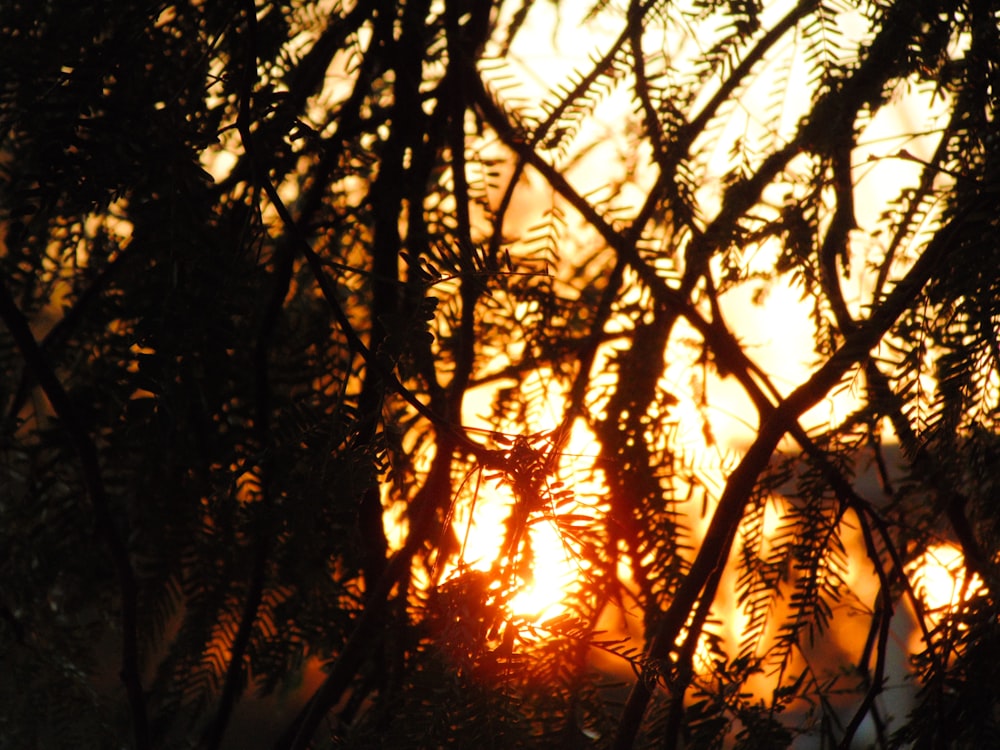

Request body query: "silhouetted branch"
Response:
[612, 204, 953, 748]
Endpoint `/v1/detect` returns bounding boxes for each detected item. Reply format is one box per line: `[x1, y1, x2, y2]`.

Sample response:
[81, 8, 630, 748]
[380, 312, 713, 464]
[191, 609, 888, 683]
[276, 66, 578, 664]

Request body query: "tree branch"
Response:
[612, 199, 954, 748]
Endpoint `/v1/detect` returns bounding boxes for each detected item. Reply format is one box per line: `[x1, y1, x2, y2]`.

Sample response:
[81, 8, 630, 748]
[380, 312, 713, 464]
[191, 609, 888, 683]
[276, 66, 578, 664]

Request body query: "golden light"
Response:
[433, 489, 576, 626]
[907, 543, 984, 626]
[434, 408, 609, 625]
[367, 0, 972, 708]
[506, 519, 578, 619]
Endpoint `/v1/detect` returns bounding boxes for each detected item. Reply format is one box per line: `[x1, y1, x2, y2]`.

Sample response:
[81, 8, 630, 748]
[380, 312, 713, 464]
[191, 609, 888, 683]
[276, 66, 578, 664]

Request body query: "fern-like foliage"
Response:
[2, 0, 999, 748]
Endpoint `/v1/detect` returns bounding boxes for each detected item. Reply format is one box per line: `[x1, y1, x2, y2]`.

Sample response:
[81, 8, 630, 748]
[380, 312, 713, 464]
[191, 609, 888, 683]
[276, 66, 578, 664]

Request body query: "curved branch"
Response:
[612, 200, 953, 748]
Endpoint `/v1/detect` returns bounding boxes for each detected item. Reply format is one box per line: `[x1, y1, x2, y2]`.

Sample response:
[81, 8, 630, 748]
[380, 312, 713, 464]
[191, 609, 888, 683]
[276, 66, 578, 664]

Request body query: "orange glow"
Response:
[434, 419, 607, 624]
[507, 519, 578, 620]
[352, 2, 976, 714]
[907, 543, 983, 625]
[419, 366, 610, 622]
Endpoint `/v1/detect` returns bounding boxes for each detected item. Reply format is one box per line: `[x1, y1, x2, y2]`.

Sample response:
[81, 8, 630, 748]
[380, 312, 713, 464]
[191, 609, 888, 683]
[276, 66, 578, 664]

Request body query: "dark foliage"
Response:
[1, 1, 998, 748]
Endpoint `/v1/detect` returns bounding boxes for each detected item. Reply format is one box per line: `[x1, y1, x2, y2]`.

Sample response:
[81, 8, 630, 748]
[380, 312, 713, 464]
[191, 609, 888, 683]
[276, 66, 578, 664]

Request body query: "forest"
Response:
[1, 0, 998, 747]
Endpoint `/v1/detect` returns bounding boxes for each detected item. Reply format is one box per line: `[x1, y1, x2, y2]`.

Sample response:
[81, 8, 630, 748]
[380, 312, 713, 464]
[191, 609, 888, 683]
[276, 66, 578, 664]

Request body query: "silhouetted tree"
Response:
[2, 1, 998, 748]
